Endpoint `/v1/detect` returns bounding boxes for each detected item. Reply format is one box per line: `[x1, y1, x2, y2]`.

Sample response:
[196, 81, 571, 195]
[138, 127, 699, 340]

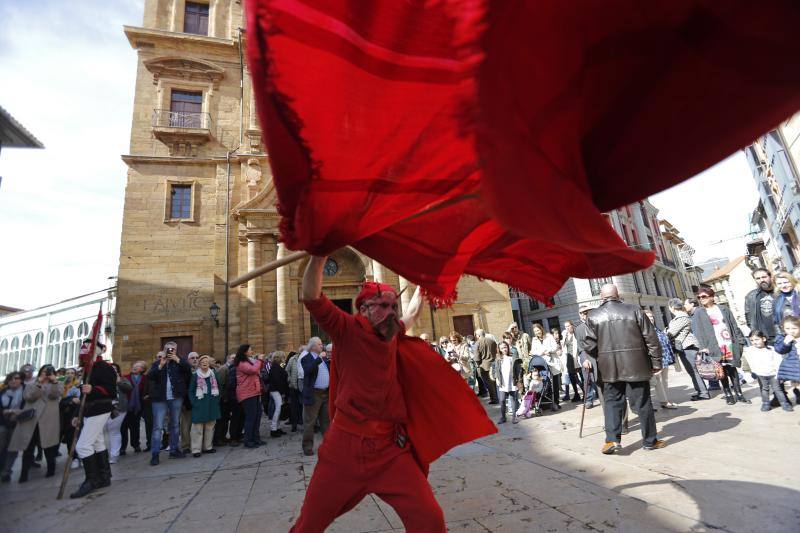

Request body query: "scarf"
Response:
[129, 374, 142, 412]
[775, 290, 800, 325]
[195, 368, 219, 400]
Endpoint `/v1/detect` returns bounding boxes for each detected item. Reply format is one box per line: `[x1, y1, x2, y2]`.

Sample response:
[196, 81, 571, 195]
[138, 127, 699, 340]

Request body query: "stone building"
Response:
[113, 0, 512, 365]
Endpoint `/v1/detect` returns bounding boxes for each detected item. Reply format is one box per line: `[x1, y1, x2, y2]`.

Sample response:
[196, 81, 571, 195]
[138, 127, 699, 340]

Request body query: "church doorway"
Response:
[310, 298, 353, 344]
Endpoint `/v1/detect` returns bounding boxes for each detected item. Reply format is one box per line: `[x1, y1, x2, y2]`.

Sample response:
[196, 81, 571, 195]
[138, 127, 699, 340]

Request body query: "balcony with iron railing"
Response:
[151, 109, 213, 156]
[152, 109, 212, 129]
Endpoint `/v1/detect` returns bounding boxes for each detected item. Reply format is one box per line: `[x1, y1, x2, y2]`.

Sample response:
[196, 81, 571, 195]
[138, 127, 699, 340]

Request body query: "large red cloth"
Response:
[246, 0, 800, 302]
[305, 295, 496, 470]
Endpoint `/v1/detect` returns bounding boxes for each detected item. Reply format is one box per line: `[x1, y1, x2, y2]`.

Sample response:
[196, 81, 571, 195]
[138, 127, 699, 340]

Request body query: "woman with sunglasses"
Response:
[691, 288, 749, 405]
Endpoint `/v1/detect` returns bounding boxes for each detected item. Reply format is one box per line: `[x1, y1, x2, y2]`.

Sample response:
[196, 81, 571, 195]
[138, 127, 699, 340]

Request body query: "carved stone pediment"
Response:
[144, 56, 225, 87]
[233, 176, 278, 220]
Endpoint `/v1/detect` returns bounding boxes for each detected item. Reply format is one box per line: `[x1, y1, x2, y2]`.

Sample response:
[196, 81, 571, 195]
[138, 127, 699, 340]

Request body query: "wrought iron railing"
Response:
[152, 109, 211, 129]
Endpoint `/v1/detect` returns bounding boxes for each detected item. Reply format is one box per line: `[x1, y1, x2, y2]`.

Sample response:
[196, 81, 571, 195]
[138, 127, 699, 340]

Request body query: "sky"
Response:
[0, 1, 763, 310]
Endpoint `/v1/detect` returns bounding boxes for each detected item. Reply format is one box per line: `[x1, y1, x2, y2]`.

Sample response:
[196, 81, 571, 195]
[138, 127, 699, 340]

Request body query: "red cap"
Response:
[355, 281, 397, 309]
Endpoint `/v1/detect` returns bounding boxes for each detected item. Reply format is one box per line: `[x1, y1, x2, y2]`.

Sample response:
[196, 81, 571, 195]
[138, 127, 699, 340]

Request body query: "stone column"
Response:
[372, 260, 386, 283]
[398, 276, 418, 335]
[261, 234, 278, 352]
[246, 235, 263, 350]
[276, 243, 292, 349]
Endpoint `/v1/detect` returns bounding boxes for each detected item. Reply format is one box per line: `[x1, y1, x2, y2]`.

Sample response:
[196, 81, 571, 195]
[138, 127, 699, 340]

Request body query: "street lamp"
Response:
[209, 302, 220, 327]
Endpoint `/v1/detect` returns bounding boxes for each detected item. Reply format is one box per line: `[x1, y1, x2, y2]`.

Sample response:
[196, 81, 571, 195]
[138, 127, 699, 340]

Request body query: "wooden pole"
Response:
[227, 250, 309, 288]
[57, 378, 91, 499]
[579, 371, 590, 438]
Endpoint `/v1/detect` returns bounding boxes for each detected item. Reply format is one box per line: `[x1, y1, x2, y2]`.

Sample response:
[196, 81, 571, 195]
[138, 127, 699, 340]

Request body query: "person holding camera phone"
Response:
[7, 364, 63, 483]
[147, 342, 192, 466]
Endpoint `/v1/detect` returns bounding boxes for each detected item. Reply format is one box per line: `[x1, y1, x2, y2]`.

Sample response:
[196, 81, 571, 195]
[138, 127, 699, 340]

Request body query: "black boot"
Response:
[44, 446, 57, 478]
[70, 454, 99, 498]
[96, 450, 111, 488]
[19, 448, 34, 483]
[730, 376, 750, 403]
[723, 386, 736, 405]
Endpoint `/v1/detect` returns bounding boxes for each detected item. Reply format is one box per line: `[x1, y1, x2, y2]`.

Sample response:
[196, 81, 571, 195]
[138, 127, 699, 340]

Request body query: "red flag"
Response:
[245, 0, 800, 302]
[78, 307, 104, 375]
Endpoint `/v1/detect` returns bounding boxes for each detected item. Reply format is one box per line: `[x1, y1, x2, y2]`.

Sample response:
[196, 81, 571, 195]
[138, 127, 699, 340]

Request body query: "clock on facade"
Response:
[323, 258, 339, 276]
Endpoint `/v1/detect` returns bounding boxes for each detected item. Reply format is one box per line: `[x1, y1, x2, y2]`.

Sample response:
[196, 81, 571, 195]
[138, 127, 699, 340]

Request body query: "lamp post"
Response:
[209, 302, 220, 327]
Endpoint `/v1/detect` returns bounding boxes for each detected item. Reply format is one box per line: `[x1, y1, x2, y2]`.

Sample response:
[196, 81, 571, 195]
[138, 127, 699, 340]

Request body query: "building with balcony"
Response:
[114, 0, 513, 365]
[743, 115, 800, 273]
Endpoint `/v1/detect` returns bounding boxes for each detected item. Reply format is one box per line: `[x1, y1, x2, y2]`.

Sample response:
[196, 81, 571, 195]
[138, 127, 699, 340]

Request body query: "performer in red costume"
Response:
[291, 255, 496, 532]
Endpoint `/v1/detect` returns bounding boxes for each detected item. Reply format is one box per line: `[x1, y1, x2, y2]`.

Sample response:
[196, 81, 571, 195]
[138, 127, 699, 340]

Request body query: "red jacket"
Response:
[235, 359, 263, 402]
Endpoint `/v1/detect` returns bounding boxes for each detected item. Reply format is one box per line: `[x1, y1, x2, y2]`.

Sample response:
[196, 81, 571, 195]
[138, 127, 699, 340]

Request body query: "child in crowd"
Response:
[742, 330, 792, 412]
[774, 316, 800, 406]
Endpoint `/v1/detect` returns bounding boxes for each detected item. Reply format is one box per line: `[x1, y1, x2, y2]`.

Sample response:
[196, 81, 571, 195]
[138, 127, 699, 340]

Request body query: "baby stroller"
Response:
[517, 357, 556, 417]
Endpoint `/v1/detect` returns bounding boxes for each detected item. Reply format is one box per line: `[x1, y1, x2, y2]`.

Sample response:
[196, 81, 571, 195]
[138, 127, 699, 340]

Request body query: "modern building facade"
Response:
[744, 115, 800, 273]
[0, 288, 116, 375]
[513, 200, 701, 333]
[114, 0, 512, 366]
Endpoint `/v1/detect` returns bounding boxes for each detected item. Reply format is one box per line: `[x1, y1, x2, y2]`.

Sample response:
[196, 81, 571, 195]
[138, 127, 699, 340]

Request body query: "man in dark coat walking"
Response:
[583, 284, 665, 455]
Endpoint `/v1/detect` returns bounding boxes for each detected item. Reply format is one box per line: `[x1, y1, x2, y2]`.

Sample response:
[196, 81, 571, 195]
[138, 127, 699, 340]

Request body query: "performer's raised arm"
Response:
[401, 285, 424, 332]
[302, 255, 327, 301]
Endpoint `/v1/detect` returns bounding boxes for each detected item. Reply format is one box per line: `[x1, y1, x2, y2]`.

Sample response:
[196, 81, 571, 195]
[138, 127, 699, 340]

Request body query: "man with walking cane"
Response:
[65, 337, 117, 499]
[582, 284, 664, 454]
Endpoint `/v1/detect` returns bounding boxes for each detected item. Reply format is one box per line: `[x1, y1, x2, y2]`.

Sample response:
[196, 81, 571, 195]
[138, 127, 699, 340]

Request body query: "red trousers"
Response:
[291, 425, 446, 532]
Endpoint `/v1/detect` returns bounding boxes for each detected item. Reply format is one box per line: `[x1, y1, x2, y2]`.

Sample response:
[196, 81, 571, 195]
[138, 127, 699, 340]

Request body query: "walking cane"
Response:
[579, 370, 591, 438]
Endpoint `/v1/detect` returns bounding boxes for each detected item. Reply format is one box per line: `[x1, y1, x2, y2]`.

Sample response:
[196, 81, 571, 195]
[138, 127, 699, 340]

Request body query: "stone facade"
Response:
[114, 0, 512, 366]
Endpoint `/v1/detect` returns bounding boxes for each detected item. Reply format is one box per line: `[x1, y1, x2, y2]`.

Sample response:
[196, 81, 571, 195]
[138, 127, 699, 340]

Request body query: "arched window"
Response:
[10, 337, 20, 372]
[63, 326, 75, 368]
[22, 335, 32, 365]
[47, 329, 60, 366]
[0, 339, 8, 375]
[77, 322, 89, 339]
[33, 332, 44, 366]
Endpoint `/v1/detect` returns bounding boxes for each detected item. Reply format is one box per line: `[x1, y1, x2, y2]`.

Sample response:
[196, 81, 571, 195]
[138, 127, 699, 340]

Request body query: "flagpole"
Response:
[227, 250, 309, 288]
[57, 306, 104, 500]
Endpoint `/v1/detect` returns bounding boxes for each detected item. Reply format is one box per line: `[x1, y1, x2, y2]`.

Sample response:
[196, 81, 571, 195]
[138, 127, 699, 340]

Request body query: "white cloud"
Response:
[0, 1, 143, 309]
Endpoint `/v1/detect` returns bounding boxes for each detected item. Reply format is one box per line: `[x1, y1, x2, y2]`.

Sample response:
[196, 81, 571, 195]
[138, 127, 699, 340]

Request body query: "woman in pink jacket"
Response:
[234, 344, 264, 448]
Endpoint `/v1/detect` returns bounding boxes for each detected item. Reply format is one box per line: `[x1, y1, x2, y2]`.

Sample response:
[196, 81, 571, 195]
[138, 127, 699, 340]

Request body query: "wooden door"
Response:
[160, 336, 193, 358]
[310, 299, 353, 344]
[452, 315, 475, 338]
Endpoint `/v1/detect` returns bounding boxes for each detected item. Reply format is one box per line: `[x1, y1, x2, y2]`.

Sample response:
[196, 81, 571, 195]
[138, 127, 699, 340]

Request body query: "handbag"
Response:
[695, 353, 722, 381]
[16, 408, 36, 422]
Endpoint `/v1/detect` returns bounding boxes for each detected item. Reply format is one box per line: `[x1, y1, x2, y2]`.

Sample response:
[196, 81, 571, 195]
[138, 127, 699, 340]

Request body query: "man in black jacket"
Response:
[745, 268, 777, 342]
[583, 284, 665, 455]
[146, 341, 192, 465]
[71, 341, 117, 498]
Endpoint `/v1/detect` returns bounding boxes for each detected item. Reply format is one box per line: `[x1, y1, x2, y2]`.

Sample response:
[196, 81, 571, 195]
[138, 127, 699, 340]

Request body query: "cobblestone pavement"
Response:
[2, 371, 798, 532]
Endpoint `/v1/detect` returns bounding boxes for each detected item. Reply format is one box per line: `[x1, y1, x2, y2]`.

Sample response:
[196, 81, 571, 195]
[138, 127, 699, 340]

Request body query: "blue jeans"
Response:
[241, 396, 262, 445]
[151, 398, 183, 454]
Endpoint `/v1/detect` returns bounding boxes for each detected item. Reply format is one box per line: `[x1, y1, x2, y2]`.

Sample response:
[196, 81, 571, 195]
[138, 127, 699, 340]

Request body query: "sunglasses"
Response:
[698, 295, 712, 300]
